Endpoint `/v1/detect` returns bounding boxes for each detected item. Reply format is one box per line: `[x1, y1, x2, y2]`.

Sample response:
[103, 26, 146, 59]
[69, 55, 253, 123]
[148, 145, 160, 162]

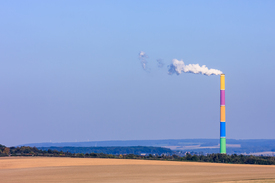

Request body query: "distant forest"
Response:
[21, 139, 275, 155]
[1, 144, 275, 165]
[38, 146, 173, 155]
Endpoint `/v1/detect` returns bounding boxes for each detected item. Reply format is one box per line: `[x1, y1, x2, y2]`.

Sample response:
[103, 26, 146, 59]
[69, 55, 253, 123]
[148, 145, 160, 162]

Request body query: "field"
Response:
[0, 157, 275, 183]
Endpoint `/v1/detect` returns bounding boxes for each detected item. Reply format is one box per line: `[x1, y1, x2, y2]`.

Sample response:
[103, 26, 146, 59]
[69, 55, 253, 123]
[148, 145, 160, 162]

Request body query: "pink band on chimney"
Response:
[220, 90, 225, 106]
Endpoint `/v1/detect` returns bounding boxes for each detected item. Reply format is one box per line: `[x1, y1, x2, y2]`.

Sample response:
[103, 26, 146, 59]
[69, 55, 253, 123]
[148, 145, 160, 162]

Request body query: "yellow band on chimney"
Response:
[220, 74, 225, 90]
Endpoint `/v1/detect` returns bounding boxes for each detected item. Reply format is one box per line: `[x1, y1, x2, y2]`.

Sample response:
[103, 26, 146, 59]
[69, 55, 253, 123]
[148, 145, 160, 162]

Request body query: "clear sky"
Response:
[1, 0, 275, 146]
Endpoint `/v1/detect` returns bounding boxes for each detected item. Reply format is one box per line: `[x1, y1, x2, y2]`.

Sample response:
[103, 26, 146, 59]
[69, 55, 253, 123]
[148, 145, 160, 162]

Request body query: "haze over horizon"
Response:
[1, 1, 275, 146]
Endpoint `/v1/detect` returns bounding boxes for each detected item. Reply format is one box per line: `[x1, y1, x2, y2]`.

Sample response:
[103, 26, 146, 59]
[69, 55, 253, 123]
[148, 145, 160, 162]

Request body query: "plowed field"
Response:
[0, 157, 275, 183]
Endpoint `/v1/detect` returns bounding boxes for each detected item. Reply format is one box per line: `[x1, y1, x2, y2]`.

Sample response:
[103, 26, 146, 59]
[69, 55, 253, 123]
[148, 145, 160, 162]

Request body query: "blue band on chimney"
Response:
[220, 122, 226, 137]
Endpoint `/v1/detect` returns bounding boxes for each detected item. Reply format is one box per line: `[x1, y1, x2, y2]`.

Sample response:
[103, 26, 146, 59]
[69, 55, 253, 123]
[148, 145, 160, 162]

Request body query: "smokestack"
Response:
[220, 74, 226, 154]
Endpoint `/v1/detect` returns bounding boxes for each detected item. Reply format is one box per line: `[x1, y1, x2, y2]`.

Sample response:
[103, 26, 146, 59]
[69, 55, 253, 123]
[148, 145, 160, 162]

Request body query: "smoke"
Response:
[138, 51, 148, 71]
[137, 52, 222, 76]
[157, 59, 164, 68]
[168, 59, 223, 76]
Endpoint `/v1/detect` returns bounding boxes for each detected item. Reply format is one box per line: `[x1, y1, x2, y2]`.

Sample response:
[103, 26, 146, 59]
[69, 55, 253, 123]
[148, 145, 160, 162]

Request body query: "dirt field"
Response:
[0, 157, 275, 183]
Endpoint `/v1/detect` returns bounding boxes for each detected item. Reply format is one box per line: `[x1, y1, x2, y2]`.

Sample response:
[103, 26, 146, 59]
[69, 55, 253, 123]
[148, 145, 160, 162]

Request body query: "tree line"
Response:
[0, 144, 274, 165]
[38, 146, 173, 155]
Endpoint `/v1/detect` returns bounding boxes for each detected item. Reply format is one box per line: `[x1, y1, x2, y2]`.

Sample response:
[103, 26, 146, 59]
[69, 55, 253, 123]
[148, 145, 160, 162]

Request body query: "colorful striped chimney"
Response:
[220, 74, 226, 153]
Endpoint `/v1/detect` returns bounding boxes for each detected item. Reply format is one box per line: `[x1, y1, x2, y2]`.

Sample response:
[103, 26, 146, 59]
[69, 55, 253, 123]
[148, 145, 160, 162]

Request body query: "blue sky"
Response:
[0, 0, 274, 146]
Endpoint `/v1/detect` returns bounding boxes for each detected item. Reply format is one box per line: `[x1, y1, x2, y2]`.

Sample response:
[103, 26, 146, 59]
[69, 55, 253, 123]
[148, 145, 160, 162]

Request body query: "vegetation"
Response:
[117, 153, 275, 165]
[38, 146, 173, 155]
[0, 144, 274, 165]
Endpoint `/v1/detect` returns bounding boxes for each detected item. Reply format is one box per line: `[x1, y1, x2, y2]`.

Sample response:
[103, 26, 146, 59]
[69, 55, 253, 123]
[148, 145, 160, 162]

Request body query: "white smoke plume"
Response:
[168, 59, 223, 76]
[139, 51, 148, 70]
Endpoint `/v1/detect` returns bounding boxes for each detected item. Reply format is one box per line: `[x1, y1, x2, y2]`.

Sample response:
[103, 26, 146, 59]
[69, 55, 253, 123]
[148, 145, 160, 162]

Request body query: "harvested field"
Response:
[0, 157, 275, 183]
